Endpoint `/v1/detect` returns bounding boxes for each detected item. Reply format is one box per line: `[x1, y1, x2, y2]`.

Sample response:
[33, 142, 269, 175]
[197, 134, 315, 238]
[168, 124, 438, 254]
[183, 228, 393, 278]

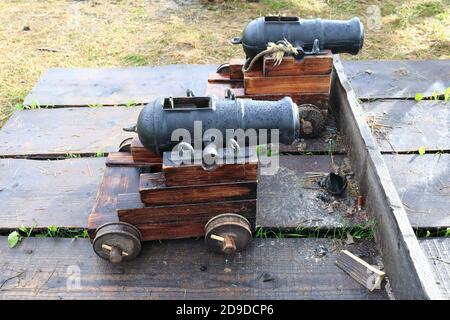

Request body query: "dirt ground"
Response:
[0, 0, 449, 126]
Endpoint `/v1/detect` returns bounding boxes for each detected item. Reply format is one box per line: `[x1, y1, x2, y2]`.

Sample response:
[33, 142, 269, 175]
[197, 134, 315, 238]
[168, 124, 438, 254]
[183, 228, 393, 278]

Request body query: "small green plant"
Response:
[415, 93, 424, 101]
[445, 228, 450, 237]
[444, 88, 450, 102]
[15, 103, 24, 110]
[25, 100, 41, 109]
[88, 103, 103, 108]
[418, 146, 426, 155]
[46, 225, 59, 237]
[7, 223, 36, 248]
[126, 100, 136, 108]
[95, 149, 105, 157]
[7, 231, 21, 248]
[425, 230, 431, 238]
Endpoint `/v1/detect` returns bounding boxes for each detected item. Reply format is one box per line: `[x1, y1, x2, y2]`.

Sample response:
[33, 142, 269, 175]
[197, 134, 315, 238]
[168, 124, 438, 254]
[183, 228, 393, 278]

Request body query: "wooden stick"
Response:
[335, 250, 385, 291]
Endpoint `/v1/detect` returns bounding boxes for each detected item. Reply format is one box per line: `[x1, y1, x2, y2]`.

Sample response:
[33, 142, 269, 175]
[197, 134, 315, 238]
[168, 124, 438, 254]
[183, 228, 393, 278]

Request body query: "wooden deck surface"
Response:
[362, 100, 449, 153]
[343, 59, 450, 100]
[0, 156, 365, 232]
[0, 59, 448, 299]
[420, 238, 450, 299]
[383, 154, 450, 229]
[0, 237, 387, 300]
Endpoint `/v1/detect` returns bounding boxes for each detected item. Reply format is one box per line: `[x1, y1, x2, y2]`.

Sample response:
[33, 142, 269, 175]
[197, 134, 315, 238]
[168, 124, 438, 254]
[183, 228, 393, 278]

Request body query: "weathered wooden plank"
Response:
[0, 158, 104, 231]
[362, 100, 450, 152]
[332, 56, 442, 299]
[384, 154, 450, 229]
[0, 108, 141, 157]
[244, 74, 331, 95]
[88, 165, 140, 234]
[24, 65, 217, 107]
[139, 173, 257, 206]
[0, 237, 388, 300]
[0, 154, 364, 232]
[257, 155, 367, 229]
[162, 150, 258, 186]
[118, 194, 256, 227]
[419, 238, 450, 299]
[263, 53, 333, 76]
[343, 60, 450, 99]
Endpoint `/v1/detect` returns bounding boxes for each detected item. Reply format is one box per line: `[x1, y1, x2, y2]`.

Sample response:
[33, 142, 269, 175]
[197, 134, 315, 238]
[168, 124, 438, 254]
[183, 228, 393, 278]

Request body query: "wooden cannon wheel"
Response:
[205, 213, 252, 254]
[93, 222, 142, 263]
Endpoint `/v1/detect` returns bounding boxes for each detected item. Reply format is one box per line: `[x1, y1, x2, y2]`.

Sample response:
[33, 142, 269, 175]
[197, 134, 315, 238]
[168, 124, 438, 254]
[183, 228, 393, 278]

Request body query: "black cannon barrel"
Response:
[237, 16, 364, 58]
[136, 96, 300, 155]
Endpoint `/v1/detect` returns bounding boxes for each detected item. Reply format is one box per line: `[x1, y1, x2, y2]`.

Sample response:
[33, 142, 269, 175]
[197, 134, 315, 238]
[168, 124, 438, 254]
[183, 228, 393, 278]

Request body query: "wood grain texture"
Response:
[118, 193, 256, 226]
[257, 155, 367, 229]
[0, 158, 104, 231]
[24, 65, 217, 107]
[0, 108, 141, 157]
[362, 100, 450, 153]
[88, 165, 140, 235]
[419, 238, 450, 299]
[263, 53, 333, 76]
[343, 59, 450, 99]
[0, 237, 388, 300]
[383, 154, 450, 229]
[131, 137, 162, 163]
[162, 151, 258, 186]
[139, 173, 257, 206]
[244, 73, 331, 95]
[335, 250, 385, 291]
[229, 58, 245, 79]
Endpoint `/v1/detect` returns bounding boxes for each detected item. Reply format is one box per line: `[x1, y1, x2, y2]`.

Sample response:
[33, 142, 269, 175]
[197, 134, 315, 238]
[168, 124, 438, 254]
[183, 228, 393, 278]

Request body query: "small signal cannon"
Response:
[89, 94, 326, 264]
[206, 15, 365, 123]
[234, 16, 364, 59]
[134, 95, 324, 156]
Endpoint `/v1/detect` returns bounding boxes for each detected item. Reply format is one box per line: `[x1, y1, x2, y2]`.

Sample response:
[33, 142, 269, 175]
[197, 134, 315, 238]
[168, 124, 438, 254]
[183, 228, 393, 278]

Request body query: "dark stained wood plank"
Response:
[88, 165, 140, 235]
[24, 65, 217, 107]
[244, 74, 331, 95]
[419, 238, 450, 299]
[257, 155, 368, 229]
[0, 158, 104, 231]
[0, 237, 388, 300]
[0, 108, 141, 157]
[117, 193, 256, 241]
[383, 154, 450, 229]
[343, 60, 450, 99]
[131, 137, 162, 163]
[263, 52, 333, 76]
[139, 173, 257, 206]
[118, 194, 256, 225]
[362, 100, 450, 152]
[162, 150, 258, 186]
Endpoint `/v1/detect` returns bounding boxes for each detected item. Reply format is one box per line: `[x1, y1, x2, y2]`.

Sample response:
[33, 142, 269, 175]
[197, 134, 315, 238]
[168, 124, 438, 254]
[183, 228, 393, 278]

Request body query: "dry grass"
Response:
[0, 0, 449, 126]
